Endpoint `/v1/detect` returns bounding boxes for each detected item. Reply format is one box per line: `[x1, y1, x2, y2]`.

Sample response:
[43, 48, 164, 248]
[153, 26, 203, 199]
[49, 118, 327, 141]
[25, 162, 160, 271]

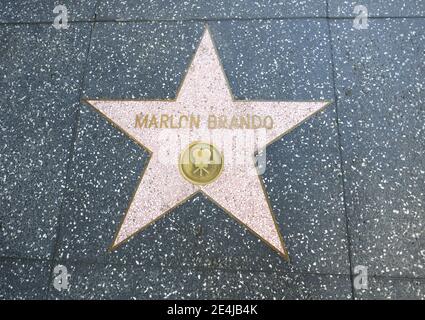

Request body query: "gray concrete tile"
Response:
[329, 1, 425, 18]
[0, 23, 92, 259]
[355, 277, 425, 300]
[83, 21, 204, 99]
[330, 19, 425, 277]
[209, 20, 333, 100]
[0, 258, 50, 299]
[96, 0, 327, 20]
[57, 21, 349, 276]
[262, 106, 349, 274]
[0, 0, 97, 23]
[48, 261, 352, 299]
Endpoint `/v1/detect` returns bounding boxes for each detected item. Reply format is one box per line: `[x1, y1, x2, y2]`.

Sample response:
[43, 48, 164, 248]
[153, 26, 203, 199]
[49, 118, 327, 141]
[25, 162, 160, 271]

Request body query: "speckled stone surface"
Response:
[0, 0, 97, 23]
[328, 1, 425, 18]
[0, 258, 50, 299]
[210, 21, 333, 100]
[0, 23, 91, 259]
[330, 19, 425, 278]
[96, 0, 327, 20]
[1, 3, 424, 300]
[355, 277, 425, 300]
[83, 22, 204, 99]
[48, 261, 352, 299]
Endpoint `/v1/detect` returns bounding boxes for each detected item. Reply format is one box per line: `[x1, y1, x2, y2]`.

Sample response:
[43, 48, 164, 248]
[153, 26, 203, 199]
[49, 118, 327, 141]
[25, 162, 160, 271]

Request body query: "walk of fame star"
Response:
[85, 25, 330, 260]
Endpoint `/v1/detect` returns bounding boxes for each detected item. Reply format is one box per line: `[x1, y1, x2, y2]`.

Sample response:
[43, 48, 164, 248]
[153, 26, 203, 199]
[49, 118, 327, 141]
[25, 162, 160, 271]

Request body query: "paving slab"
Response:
[355, 277, 425, 300]
[0, 23, 92, 259]
[48, 261, 352, 299]
[328, 1, 425, 18]
[96, 0, 327, 20]
[0, 0, 97, 23]
[0, 258, 50, 299]
[330, 18, 425, 277]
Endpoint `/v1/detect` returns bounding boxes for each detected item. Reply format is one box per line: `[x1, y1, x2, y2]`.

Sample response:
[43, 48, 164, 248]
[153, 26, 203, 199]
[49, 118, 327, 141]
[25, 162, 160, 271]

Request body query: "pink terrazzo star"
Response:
[86, 26, 330, 259]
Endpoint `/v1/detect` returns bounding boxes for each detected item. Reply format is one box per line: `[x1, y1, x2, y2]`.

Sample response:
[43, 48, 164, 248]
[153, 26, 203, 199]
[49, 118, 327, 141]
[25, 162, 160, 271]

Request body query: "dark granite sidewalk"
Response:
[0, 0, 424, 299]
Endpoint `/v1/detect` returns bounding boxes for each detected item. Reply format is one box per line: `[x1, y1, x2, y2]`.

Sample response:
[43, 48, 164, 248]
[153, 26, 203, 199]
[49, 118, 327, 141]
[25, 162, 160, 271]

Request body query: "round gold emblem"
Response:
[179, 141, 223, 185]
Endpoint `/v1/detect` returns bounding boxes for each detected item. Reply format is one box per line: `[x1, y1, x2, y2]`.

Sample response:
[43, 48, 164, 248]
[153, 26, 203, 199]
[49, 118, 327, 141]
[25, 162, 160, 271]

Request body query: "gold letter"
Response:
[135, 113, 149, 128]
[190, 114, 200, 129]
[208, 115, 217, 129]
[148, 115, 158, 128]
[229, 115, 239, 129]
[264, 116, 273, 129]
[170, 115, 179, 128]
[179, 115, 188, 128]
[252, 115, 262, 129]
[160, 114, 169, 128]
[218, 115, 228, 129]
[239, 115, 250, 129]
